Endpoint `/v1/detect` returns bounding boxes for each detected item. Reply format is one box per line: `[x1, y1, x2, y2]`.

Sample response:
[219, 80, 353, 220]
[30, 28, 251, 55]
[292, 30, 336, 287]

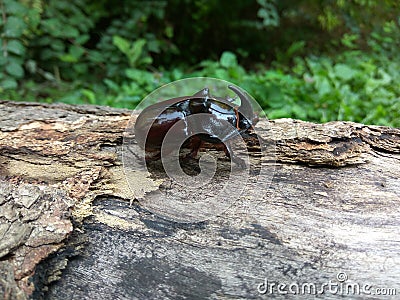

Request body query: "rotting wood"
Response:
[0, 100, 399, 299]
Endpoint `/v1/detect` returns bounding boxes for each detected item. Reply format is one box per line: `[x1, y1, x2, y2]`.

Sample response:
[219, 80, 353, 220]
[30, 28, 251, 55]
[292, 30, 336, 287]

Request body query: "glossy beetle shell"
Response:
[134, 85, 257, 164]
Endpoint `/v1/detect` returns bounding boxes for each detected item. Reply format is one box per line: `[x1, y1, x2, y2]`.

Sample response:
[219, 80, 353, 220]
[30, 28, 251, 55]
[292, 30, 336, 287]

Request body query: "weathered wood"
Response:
[0, 100, 399, 299]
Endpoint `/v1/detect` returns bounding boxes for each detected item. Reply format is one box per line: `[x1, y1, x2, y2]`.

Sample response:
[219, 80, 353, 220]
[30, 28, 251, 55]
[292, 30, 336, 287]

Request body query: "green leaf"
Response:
[334, 64, 357, 81]
[0, 56, 7, 66]
[4, 16, 27, 38]
[75, 34, 90, 45]
[291, 104, 307, 120]
[172, 69, 183, 80]
[215, 68, 229, 79]
[128, 39, 146, 67]
[104, 79, 120, 92]
[63, 25, 80, 38]
[147, 39, 160, 53]
[125, 69, 152, 84]
[36, 36, 52, 46]
[6, 60, 24, 78]
[70, 45, 85, 60]
[268, 107, 291, 119]
[41, 19, 61, 35]
[140, 56, 153, 66]
[286, 41, 305, 58]
[4, 1, 27, 15]
[376, 69, 392, 85]
[82, 89, 96, 104]
[7, 40, 25, 56]
[88, 50, 104, 63]
[265, 85, 284, 108]
[26, 8, 41, 29]
[58, 90, 82, 105]
[257, 2, 279, 27]
[40, 49, 56, 60]
[341, 33, 359, 49]
[50, 39, 65, 52]
[25, 60, 37, 73]
[59, 54, 78, 63]
[316, 78, 331, 96]
[73, 63, 88, 74]
[220, 51, 237, 68]
[165, 26, 174, 38]
[1, 78, 18, 90]
[113, 36, 130, 55]
[43, 71, 55, 81]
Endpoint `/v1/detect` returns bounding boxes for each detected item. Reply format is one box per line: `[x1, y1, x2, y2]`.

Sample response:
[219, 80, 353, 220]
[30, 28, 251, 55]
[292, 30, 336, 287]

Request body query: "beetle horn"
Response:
[228, 85, 253, 118]
[192, 87, 209, 97]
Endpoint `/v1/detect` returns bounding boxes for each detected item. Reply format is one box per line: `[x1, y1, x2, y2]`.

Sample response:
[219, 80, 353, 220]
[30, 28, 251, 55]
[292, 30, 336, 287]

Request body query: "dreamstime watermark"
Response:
[257, 272, 397, 296]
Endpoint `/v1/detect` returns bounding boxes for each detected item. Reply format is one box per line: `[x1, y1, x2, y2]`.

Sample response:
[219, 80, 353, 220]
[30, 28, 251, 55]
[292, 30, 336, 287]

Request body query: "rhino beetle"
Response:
[134, 85, 258, 167]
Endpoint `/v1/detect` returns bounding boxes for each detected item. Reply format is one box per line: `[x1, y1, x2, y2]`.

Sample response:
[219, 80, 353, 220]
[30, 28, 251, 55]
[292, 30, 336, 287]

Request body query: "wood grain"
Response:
[0, 100, 399, 299]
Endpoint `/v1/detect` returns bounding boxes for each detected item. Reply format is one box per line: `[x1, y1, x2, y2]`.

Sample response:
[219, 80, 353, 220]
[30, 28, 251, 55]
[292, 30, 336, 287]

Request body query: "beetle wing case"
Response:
[135, 99, 187, 150]
[134, 85, 256, 165]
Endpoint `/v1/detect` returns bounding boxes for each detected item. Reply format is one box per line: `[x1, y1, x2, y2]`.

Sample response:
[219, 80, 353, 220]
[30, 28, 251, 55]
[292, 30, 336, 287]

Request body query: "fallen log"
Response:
[0, 100, 399, 299]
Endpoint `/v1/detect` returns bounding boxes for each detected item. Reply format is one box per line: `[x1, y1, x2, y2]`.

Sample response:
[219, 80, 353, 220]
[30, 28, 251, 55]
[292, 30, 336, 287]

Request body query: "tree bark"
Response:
[0, 100, 399, 299]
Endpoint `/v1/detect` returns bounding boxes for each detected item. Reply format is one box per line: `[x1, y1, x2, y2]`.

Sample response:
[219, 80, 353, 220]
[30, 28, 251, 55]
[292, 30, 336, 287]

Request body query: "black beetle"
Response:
[134, 85, 258, 166]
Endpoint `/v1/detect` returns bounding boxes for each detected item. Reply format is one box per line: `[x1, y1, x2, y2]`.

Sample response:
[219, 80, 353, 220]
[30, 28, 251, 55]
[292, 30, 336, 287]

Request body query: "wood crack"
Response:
[0, 100, 399, 299]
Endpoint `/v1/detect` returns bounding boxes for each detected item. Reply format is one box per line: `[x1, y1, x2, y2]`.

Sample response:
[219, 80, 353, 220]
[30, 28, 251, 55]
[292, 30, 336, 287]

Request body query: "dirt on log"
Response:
[0, 100, 399, 299]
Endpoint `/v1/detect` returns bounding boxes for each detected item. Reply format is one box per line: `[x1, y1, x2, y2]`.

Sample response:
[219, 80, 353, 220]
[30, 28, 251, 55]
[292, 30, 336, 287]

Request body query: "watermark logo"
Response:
[336, 271, 348, 282]
[257, 272, 397, 296]
[122, 77, 276, 223]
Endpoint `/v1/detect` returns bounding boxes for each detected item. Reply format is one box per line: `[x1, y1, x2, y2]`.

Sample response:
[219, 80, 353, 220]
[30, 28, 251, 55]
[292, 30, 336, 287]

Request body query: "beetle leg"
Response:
[234, 107, 240, 130]
[186, 135, 203, 159]
[223, 144, 230, 158]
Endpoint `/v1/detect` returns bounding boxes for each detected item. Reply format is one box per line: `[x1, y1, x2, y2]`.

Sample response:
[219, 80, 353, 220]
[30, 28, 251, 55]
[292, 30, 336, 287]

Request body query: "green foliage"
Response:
[0, 0, 399, 127]
[272, 52, 400, 126]
[257, 0, 279, 27]
[38, 48, 398, 126]
[0, 0, 29, 90]
[89, 1, 169, 79]
[112, 37, 152, 68]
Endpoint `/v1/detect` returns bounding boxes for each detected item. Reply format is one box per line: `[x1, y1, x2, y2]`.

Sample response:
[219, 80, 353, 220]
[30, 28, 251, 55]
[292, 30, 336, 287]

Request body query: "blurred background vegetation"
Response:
[0, 0, 399, 126]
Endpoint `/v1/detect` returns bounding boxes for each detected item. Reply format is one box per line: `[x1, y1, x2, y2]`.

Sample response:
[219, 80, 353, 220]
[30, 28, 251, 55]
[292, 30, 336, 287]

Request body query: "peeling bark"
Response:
[0, 100, 399, 299]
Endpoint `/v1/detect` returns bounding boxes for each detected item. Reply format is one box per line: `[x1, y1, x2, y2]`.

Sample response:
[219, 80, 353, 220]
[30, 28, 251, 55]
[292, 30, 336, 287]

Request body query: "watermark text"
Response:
[257, 272, 397, 296]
